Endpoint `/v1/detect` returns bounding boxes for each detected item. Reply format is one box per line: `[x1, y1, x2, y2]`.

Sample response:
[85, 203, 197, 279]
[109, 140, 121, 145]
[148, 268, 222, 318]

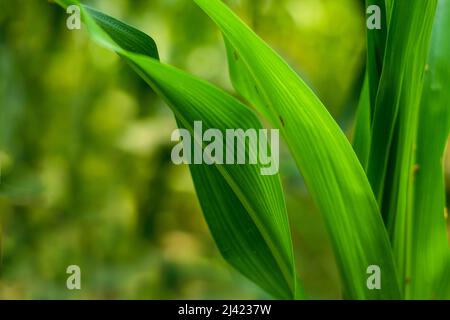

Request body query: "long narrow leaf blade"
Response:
[365, 0, 388, 110]
[352, 73, 371, 169]
[352, 0, 388, 168]
[410, 0, 450, 299]
[366, 1, 437, 211]
[366, 1, 437, 295]
[194, 0, 400, 299]
[54, 0, 298, 299]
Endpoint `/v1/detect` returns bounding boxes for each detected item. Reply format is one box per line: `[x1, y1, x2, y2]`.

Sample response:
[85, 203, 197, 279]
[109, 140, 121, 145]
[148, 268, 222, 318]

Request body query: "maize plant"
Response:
[53, 0, 450, 299]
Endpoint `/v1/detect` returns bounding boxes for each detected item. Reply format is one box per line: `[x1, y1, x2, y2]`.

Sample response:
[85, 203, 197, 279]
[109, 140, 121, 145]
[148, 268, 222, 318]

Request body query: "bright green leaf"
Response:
[410, 0, 450, 299]
[194, 0, 400, 299]
[54, 0, 299, 299]
[366, 1, 437, 295]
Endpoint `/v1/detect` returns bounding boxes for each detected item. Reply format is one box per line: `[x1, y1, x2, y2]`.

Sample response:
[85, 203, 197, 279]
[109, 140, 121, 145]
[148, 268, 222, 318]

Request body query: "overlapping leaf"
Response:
[356, 0, 448, 298]
[366, 0, 437, 213]
[410, 0, 450, 299]
[353, 0, 388, 169]
[365, 1, 437, 294]
[55, 0, 298, 299]
[365, 0, 387, 110]
[194, 0, 400, 299]
[353, 73, 371, 169]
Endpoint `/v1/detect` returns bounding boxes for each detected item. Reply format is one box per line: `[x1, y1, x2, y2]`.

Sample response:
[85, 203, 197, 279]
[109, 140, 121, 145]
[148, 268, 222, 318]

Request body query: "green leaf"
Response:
[365, 0, 388, 111]
[54, 0, 299, 299]
[366, 1, 437, 295]
[384, 0, 394, 25]
[131, 62, 297, 298]
[353, 0, 387, 170]
[55, 0, 159, 59]
[366, 0, 437, 212]
[410, 0, 450, 299]
[84, 6, 159, 59]
[352, 72, 371, 169]
[194, 0, 400, 299]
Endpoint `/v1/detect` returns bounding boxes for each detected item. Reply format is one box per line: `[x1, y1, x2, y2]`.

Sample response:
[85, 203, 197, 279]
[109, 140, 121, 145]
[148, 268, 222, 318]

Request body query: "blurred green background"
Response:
[0, 0, 448, 299]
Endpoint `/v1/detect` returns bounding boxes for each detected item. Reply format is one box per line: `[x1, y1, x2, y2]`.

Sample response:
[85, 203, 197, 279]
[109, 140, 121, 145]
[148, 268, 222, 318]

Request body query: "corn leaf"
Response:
[194, 0, 400, 299]
[410, 0, 450, 299]
[366, 1, 437, 213]
[384, 0, 393, 24]
[366, 1, 437, 295]
[366, 0, 388, 110]
[352, 73, 371, 169]
[54, 0, 298, 299]
[353, 0, 387, 170]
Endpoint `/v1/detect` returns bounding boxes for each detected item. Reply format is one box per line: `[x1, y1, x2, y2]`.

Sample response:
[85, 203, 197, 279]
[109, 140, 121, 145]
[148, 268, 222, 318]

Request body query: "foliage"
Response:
[0, 0, 448, 299]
